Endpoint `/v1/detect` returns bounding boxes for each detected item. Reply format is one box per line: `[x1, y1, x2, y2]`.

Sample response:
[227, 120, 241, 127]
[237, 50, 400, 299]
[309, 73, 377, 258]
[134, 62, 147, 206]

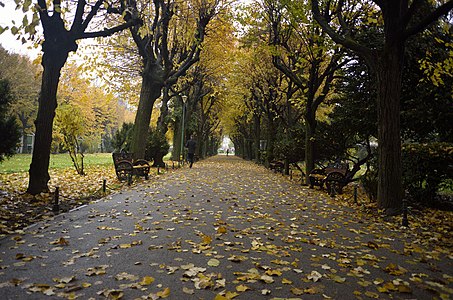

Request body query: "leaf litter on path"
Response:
[0, 156, 451, 299]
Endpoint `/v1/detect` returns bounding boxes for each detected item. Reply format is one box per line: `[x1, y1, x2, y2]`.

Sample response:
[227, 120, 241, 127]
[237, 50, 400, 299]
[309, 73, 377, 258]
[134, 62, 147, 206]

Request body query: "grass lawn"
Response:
[0, 153, 113, 173]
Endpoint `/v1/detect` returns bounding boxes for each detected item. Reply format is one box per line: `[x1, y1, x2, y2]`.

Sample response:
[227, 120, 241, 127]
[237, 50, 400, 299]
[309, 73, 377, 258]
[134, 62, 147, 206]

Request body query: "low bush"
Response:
[402, 142, 453, 205]
[144, 129, 170, 163]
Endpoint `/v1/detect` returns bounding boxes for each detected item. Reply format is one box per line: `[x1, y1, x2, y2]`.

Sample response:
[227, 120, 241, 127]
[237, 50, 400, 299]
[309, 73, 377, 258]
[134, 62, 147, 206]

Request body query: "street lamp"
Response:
[180, 95, 187, 162]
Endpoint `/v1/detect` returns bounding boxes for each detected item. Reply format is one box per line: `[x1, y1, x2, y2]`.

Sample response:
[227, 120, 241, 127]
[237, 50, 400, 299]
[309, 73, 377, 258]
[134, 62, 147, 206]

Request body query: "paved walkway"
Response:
[0, 156, 451, 299]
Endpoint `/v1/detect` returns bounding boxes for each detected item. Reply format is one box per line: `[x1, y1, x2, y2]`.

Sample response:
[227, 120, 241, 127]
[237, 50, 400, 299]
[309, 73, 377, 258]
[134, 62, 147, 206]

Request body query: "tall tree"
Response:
[8, 0, 141, 194]
[126, 0, 220, 160]
[311, 0, 453, 214]
[265, 0, 348, 183]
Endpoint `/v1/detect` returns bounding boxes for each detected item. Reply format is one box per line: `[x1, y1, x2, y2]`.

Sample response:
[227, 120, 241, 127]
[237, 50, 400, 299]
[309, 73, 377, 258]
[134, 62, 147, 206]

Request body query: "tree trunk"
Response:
[304, 113, 316, 185]
[153, 153, 166, 167]
[266, 117, 276, 165]
[253, 114, 261, 162]
[153, 88, 171, 167]
[21, 131, 27, 154]
[157, 87, 170, 132]
[131, 62, 164, 160]
[375, 46, 404, 214]
[171, 116, 182, 161]
[27, 51, 68, 194]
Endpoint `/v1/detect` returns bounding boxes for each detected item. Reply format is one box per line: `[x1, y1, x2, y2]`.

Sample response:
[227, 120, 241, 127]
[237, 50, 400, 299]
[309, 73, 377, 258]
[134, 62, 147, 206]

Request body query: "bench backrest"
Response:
[325, 162, 349, 175]
[112, 152, 133, 164]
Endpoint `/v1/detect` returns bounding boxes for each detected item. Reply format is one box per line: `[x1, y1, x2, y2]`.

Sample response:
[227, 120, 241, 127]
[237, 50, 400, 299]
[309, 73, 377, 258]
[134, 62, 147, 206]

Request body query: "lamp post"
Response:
[180, 95, 187, 162]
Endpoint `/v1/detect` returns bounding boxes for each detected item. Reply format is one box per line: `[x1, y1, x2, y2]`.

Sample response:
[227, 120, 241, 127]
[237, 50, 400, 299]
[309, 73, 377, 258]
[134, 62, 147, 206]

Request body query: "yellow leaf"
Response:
[282, 278, 293, 284]
[183, 287, 194, 294]
[265, 269, 282, 276]
[331, 275, 346, 283]
[208, 259, 220, 267]
[217, 226, 227, 234]
[364, 291, 379, 298]
[260, 275, 274, 283]
[225, 291, 240, 299]
[291, 287, 304, 295]
[398, 285, 412, 293]
[140, 276, 155, 286]
[201, 234, 212, 245]
[236, 284, 250, 292]
[261, 289, 271, 295]
[107, 290, 124, 300]
[156, 287, 170, 298]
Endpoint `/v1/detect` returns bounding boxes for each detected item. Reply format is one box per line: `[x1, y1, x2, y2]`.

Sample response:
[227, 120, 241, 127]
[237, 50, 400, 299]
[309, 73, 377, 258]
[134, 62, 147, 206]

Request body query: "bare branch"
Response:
[80, 0, 104, 33]
[311, 0, 373, 63]
[71, 0, 86, 33]
[78, 18, 141, 40]
[404, 0, 453, 38]
[37, 0, 49, 26]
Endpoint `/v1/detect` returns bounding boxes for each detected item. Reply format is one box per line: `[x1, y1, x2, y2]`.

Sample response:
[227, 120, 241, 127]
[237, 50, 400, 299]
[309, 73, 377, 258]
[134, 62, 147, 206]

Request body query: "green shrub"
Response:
[113, 123, 133, 152]
[144, 129, 170, 163]
[402, 143, 453, 204]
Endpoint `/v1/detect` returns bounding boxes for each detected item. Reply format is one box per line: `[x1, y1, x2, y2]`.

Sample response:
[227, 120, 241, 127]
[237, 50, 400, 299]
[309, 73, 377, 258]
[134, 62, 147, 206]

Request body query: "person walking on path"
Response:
[185, 135, 196, 168]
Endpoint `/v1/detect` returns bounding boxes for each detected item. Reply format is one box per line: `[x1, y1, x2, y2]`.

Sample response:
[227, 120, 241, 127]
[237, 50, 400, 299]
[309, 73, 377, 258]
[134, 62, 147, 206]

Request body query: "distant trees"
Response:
[0, 46, 40, 153]
[221, 0, 452, 210]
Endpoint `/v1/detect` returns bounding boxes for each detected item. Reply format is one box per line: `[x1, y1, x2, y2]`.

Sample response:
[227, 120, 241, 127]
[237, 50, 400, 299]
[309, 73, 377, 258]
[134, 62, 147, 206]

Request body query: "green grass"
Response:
[0, 153, 113, 173]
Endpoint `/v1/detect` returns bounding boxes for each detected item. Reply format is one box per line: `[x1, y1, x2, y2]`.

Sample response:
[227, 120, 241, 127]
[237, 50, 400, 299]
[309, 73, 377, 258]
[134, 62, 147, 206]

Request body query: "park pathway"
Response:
[0, 155, 451, 299]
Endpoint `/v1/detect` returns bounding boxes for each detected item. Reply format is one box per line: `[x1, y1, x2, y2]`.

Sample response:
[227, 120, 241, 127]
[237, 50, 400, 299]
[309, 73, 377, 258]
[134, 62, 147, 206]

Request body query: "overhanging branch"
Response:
[404, 1, 453, 39]
[78, 18, 142, 39]
[311, 0, 373, 64]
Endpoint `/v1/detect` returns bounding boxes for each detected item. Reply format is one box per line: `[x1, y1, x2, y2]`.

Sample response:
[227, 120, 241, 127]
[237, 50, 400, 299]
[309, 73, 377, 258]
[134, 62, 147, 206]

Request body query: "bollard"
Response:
[128, 173, 132, 186]
[330, 184, 336, 197]
[402, 199, 409, 227]
[157, 167, 160, 175]
[354, 184, 358, 204]
[103, 179, 106, 194]
[290, 170, 293, 180]
[53, 186, 60, 213]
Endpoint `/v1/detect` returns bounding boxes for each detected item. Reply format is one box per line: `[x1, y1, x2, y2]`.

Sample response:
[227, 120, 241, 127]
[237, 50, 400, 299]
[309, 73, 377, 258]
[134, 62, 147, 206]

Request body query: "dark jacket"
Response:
[185, 139, 196, 154]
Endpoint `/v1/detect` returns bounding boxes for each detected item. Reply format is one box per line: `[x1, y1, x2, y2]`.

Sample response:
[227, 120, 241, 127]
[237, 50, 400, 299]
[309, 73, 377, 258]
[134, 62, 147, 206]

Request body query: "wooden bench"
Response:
[309, 162, 349, 195]
[112, 153, 150, 182]
[269, 161, 284, 173]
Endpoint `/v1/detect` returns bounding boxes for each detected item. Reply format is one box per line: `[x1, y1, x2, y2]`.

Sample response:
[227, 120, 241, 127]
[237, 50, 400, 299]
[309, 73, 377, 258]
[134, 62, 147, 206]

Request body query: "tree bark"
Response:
[27, 49, 69, 194]
[375, 39, 405, 214]
[153, 87, 171, 167]
[253, 113, 261, 162]
[310, 0, 453, 214]
[130, 62, 164, 160]
[304, 114, 316, 185]
[171, 114, 182, 161]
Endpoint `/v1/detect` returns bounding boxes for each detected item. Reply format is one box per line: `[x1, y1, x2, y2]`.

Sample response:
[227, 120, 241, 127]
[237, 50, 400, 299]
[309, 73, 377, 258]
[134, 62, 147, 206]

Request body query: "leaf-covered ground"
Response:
[0, 165, 149, 236]
[0, 155, 452, 299]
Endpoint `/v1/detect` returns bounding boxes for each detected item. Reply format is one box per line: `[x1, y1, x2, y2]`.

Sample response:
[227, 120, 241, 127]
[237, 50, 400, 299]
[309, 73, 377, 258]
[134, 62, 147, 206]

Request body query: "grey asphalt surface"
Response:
[0, 155, 451, 299]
